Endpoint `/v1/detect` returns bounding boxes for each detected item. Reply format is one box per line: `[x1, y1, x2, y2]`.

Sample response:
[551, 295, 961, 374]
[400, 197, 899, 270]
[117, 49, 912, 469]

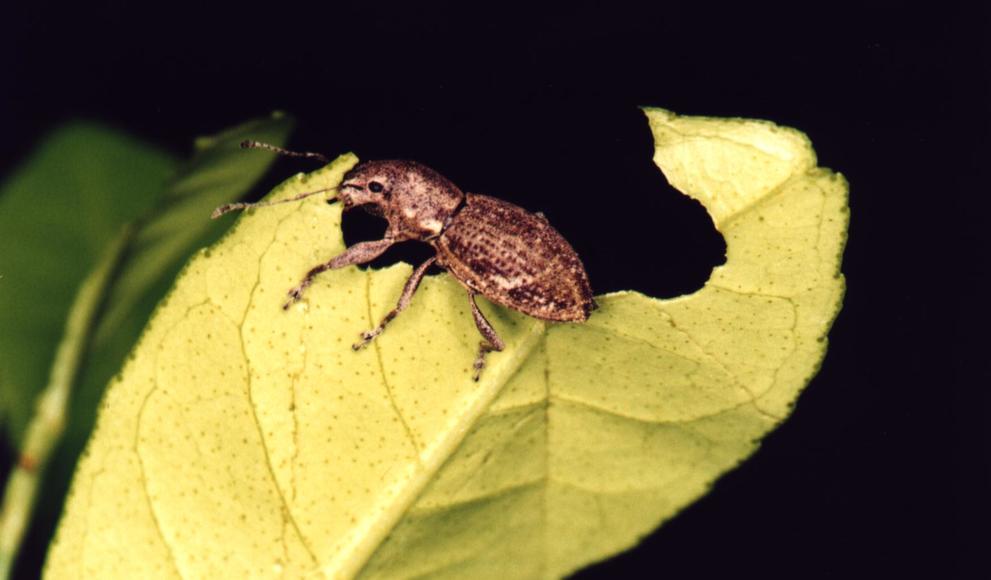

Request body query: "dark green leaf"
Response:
[0, 113, 294, 577]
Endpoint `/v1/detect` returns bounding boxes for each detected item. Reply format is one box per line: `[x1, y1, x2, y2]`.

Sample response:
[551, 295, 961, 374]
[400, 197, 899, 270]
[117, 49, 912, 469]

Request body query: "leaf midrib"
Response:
[331, 316, 546, 579]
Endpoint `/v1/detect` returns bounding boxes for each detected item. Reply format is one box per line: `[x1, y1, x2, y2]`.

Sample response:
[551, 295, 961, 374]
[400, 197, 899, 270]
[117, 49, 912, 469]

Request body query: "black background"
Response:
[2, 2, 987, 578]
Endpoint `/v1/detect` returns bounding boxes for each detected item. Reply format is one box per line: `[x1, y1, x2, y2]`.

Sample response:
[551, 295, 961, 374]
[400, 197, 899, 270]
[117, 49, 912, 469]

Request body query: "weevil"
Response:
[213, 141, 596, 380]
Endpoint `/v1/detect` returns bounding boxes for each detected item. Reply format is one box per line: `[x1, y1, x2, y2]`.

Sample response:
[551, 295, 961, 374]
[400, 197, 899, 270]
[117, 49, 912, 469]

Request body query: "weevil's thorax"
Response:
[340, 160, 464, 241]
[386, 162, 464, 239]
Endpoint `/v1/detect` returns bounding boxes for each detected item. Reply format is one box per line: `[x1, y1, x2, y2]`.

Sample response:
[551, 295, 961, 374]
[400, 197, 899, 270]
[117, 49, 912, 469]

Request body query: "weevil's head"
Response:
[339, 160, 464, 240]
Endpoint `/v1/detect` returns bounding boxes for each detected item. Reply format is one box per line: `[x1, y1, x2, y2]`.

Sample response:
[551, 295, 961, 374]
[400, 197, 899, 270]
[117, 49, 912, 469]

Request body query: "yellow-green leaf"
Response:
[45, 108, 847, 579]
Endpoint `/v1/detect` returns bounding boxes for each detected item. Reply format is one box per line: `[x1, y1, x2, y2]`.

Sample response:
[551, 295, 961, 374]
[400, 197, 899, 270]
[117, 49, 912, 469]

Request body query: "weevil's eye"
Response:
[368, 181, 384, 193]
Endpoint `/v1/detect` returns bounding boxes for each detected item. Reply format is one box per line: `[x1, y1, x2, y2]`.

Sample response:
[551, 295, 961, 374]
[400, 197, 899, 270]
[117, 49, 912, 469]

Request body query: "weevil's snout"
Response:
[338, 181, 380, 211]
[339, 165, 392, 211]
[336, 182, 357, 210]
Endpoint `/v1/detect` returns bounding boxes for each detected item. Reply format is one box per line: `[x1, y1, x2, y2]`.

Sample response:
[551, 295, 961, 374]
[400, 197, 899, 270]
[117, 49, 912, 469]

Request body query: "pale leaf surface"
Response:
[45, 108, 847, 579]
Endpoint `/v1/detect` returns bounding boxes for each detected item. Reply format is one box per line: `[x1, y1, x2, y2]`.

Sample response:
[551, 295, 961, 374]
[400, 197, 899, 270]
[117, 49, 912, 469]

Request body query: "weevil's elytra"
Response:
[436, 194, 594, 322]
[214, 141, 596, 380]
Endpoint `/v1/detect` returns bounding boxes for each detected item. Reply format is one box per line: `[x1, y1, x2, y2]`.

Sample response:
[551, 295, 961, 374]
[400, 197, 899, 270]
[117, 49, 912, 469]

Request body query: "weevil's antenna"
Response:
[211, 187, 338, 219]
[241, 140, 331, 164]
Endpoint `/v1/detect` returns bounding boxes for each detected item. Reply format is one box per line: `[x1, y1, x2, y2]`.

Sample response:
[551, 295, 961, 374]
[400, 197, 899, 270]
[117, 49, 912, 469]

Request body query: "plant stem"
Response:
[0, 226, 133, 580]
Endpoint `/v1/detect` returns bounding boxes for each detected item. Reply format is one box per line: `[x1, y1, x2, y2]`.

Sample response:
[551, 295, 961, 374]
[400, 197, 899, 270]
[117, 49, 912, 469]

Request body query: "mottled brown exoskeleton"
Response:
[214, 140, 595, 379]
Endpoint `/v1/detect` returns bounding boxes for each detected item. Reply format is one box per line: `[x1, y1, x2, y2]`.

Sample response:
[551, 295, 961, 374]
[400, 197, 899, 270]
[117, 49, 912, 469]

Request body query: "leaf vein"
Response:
[236, 206, 318, 566]
[364, 268, 422, 461]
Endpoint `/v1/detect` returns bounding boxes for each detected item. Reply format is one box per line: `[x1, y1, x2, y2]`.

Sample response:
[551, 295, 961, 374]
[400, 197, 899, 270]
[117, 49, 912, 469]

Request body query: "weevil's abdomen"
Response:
[434, 194, 594, 322]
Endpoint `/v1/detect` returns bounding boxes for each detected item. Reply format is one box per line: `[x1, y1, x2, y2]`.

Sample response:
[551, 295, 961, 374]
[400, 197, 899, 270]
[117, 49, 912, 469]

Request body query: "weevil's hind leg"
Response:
[284, 238, 395, 309]
[467, 291, 506, 381]
[353, 256, 438, 350]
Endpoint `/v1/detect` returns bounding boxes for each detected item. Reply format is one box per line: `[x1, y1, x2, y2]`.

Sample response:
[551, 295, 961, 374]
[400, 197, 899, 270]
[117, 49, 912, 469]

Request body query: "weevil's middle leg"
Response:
[353, 256, 438, 350]
[284, 238, 395, 309]
[467, 291, 505, 381]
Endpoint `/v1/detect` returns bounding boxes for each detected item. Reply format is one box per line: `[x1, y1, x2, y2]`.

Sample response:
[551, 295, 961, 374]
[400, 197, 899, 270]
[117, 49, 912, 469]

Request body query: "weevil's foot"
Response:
[472, 354, 487, 382]
[352, 330, 379, 351]
[472, 342, 500, 381]
[283, 286, 306, 310]
[211, 204, 232, 219]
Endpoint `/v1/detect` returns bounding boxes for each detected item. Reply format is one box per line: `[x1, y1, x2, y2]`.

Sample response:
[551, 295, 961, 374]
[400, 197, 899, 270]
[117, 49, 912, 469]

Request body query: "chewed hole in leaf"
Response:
[580, 160, 726, 299]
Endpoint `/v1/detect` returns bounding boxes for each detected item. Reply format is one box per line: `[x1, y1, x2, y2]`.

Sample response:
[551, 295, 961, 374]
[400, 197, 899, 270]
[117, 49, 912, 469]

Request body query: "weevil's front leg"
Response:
[284, 238, 395, 309]
[352, 256, 438, 350]
[467, 291, 506, 381]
